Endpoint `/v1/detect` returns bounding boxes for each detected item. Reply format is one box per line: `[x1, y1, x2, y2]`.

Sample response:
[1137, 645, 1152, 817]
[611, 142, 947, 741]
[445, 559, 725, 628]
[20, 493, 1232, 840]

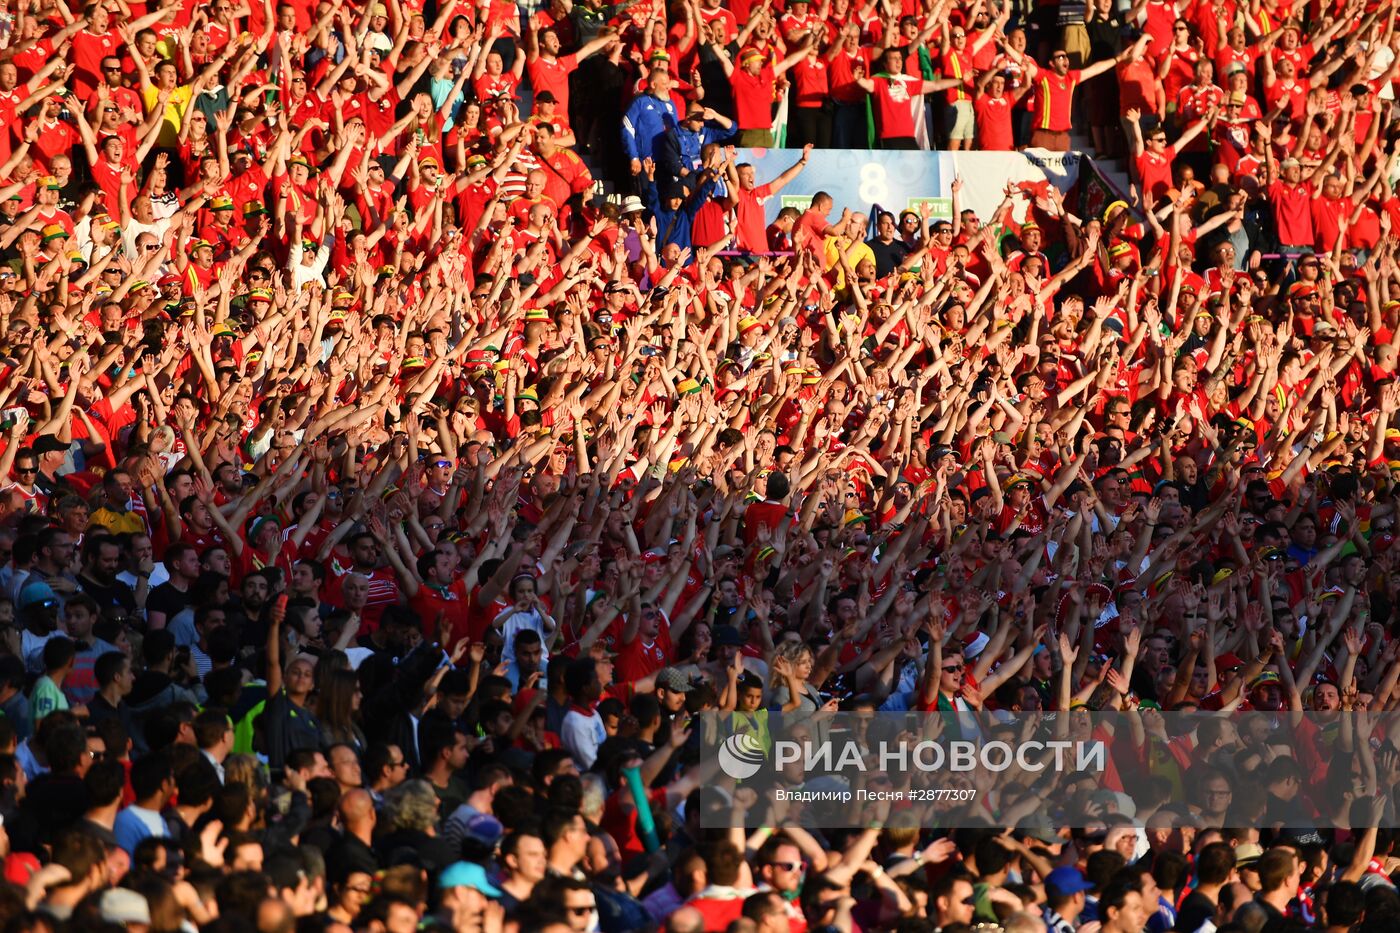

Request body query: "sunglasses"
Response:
[433, 459, 453, 468]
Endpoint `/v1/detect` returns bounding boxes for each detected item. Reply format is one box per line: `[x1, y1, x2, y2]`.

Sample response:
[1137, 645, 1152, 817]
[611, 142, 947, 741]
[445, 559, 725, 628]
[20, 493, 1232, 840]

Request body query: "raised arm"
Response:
[765, 143, 812, 196]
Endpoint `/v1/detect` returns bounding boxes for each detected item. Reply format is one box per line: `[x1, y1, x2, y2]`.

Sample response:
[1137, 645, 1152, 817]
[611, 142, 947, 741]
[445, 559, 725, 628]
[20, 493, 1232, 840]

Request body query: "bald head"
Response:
[257, 898, 294, 933]
[666, 906, 705, 933]
[340, 789, 375, 829]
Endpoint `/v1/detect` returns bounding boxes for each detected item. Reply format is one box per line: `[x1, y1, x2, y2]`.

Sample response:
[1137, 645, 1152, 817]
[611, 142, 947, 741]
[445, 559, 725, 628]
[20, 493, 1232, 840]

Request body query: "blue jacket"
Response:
[643, 175, 717, 254]
[658, 122, 724, 180]
[622, 93, 679, 162]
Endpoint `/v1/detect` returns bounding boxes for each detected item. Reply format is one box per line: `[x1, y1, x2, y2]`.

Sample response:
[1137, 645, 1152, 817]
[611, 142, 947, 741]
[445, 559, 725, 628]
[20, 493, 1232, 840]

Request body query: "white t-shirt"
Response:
[122, 217, 169, 256]
[496, 605, 550, 664]
[561, 707, 606, 769]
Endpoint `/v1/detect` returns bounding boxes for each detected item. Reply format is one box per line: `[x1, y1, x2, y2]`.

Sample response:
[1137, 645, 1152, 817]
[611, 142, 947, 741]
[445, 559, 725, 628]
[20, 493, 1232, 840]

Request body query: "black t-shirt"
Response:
[326, 833, 380, 882]
[77, 574, 136, 615]
[87, 694, 135, 739]
[1175, 890, 1216, 931]
[869, 237, 911, 277]
[147, 582, 193, 622]
[1253, 895, 1285, 926]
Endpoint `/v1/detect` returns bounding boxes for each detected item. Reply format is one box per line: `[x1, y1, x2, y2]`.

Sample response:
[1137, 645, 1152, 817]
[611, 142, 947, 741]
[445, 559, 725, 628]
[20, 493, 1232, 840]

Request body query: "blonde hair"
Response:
[769, 640, 814, 686]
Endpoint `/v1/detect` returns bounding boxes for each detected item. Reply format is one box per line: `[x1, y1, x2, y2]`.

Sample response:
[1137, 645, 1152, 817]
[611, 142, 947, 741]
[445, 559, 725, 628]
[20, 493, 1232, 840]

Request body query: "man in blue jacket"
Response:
[622, 70, 680, 180]
[640, 158, 717, 255]
[658, 104, 733, 190]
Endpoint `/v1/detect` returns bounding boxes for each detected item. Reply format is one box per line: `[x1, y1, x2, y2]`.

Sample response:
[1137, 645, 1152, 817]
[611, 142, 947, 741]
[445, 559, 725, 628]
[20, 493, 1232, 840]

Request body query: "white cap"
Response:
[100, 889, 151, 926]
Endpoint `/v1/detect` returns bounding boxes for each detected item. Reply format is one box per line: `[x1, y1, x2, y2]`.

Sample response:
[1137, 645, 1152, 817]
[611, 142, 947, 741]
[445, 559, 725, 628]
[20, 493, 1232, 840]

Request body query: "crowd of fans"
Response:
[1, 0, 1400, 930]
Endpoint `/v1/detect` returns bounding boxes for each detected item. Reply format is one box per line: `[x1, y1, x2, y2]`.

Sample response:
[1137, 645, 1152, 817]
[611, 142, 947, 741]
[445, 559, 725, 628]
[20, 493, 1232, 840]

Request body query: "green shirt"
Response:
[31, 675, 68, 730]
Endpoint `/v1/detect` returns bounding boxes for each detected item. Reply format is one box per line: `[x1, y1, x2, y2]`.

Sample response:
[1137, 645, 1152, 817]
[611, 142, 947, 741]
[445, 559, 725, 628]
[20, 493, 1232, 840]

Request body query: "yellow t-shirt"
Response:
[143, 83, 195, 148]
[90, 507, 146, 536]
[823, 235, 876, 292]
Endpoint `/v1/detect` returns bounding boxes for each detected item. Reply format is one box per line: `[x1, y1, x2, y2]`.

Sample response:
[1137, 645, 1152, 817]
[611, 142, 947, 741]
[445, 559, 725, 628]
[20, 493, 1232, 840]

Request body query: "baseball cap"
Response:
[656, 667, 693, 693]
[17, 580, 57, 610]
[438, 861, 502, 896]
[31, 434, 69, 456]
[462, 814, 504, 848]
[99, 889, 151, 926]
[1044, 866, 1093, 898]
[713, 624, 745, 647]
